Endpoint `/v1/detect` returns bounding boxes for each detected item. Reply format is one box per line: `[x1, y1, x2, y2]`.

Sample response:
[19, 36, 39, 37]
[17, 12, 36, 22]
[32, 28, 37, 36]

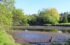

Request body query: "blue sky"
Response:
[15, 0, 70, 14]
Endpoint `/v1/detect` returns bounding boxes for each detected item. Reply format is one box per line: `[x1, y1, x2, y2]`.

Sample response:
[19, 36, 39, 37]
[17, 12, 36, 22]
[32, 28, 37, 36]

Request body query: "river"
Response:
[10, 31, 70, 45]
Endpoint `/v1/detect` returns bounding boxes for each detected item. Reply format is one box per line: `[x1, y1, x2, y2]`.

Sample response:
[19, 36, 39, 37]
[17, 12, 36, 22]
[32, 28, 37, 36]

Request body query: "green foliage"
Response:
[0, 0, 14, 30]
[58, 23, 70, 25]
[1, 0, 15, 11]
[60, 12, 70, 23]
[38, 8, 60, 24]
[49, 29, 59, 32]
[28, 14, 38, 25]
[0, 0, 21, 45]
[13, 9, 28, 26]
[63, 13, 68, 23]
[68, 14, 70, 22]
[0, 3, 13, 30]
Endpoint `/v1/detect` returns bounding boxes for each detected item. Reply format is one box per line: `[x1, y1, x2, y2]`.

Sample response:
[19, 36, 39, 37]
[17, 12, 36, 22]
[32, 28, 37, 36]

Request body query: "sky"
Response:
[15, 0, 70, 14]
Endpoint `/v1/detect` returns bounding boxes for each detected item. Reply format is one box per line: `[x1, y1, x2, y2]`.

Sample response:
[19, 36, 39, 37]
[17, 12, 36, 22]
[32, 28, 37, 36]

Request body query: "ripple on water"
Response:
[14, 31, 70, 45]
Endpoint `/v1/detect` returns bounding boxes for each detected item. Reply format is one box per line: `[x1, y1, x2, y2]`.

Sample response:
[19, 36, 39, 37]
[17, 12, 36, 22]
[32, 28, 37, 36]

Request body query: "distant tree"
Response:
[63, 13, 68, 23]
[60, 12, 69, 23]
[13, 9, 28, 26]
[27, 14, 38, 25]
[68, 13, 70, 22]
[38, 8, 60, 25]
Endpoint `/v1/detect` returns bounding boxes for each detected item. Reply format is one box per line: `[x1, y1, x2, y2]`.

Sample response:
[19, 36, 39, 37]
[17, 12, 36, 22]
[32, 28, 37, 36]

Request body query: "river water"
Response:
[11, 31, 70, 45]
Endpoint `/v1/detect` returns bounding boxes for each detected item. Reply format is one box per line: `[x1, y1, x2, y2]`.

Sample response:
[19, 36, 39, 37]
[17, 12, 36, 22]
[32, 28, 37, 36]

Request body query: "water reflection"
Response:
[14, 31, 70, 45]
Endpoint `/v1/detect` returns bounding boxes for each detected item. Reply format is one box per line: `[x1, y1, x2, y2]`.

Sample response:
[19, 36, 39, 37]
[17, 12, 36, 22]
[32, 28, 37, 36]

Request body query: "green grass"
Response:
[49, 29, 59, 32]
[0, 30, 21, 45]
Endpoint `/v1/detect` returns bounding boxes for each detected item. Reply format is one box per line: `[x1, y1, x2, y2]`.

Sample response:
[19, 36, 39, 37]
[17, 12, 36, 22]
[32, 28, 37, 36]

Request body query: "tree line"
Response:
[13, 8, 70, 26]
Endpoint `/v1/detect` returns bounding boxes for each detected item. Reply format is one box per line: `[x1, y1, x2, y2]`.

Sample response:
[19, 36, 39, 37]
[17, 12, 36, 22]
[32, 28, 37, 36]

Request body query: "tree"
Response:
[68, 14, 70, 22]
[38, 8, 60, 25]
[0, 0, 15, 30]
[0, 3, 12, 30]
[27, 14, 38, 25]
[13, 9, 28, 26]
[63, 13, 68, 23]
[60, 12, 69, 23]
[1, 0, 14, 11]
[0, 0, 20, 45]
